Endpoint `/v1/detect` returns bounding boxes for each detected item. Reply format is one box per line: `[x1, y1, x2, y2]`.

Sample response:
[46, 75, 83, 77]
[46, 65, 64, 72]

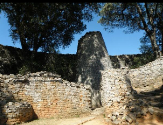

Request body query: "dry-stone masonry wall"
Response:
[0, 44, 77, 82]
[128, 57, 163, 92]
[100, 57, 163, 124]
[1, 31, 163, 125]
[0, 71, 91, 125]
[1, 102, 34, 125]
[76, 31, 112, 109]
[0, 43, 154, 78]
[101, 68, 136, 124]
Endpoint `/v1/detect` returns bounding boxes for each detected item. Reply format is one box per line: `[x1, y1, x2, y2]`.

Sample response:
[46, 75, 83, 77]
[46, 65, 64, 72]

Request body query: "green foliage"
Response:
[1, 3, 101, 54]
[19, 65, 30, 75]
[43, 54, 77, 81]
[139, 31, 162, 54]
[18, 59, 43, 75]
[18, 52, 77, 82]
[98, 3, 140, 32]
[98, 3, 163, 58]
[98, 3, 163, 33]
[130, 53, 155, 69]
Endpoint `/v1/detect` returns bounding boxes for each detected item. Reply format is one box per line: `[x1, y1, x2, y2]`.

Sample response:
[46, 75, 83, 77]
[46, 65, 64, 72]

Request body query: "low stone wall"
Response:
[128, 56, 163, 92]
[100, 57, 163, 124]
[0, 71, 91, 125]
[2, 102, 34, 125]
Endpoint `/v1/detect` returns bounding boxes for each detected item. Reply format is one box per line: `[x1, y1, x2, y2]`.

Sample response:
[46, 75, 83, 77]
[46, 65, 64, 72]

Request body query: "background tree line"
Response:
[0, 3, 101, 58]
[99, 3, 163, 59]
[0, 3, 163, 66]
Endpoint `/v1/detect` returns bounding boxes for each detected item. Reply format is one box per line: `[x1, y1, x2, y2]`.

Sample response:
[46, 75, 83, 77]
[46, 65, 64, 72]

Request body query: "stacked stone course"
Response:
[101, 68, 135, 124]
[100, 57, 163, 124]
[2, 102, 33, 125]
[0, 71, 92, 125]
[1, 31, 163, 125]
[76, 31, 112, 109]
[128, 57, 163, 92]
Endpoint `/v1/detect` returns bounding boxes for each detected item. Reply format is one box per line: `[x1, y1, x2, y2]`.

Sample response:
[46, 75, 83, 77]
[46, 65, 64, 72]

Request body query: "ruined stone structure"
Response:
[0, 42, 152, 80]
[76, 31, 112, 109]
[0, 71, 91, 125]
[101, 57, 163, 124]
[1, 31, 163, 125]
[128, 57, 163, 92]
[1, 102, 34, 125]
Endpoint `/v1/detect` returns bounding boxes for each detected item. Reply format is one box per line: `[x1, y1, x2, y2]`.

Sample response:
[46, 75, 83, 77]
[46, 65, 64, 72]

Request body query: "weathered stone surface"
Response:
[1, 101, 34, 125]
[76, 31, 112, 109]
[1, 31, 163, 125]
[100, 56, 163, 124]
[127, 57, 163, 92]
[0, 71, 92, 124]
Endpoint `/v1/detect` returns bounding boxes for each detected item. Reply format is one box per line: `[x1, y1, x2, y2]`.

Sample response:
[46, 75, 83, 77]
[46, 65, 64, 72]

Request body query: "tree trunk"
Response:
[32, 37, 40, 61]
[20, 36, 29, 57]
[161, 32, 163, 56]
[148, 30, 161, 59]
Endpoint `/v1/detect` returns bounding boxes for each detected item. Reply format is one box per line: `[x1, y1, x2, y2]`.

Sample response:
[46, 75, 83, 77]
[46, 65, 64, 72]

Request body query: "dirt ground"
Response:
[20, 114, 108, 125]
[20, 113, 163, 125]
[136, 113, 163, 125]
[20, 107, 163, 125]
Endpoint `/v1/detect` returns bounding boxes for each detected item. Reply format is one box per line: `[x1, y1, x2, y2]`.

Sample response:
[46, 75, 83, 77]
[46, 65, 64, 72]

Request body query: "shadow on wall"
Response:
[0, 91, 13, 125]
[122, 67, 163, 124]
[76, 31, 112, 109]
[0, 79, 38, 125]
[0, 83, 14, 124]
[127, 81, 163, 124]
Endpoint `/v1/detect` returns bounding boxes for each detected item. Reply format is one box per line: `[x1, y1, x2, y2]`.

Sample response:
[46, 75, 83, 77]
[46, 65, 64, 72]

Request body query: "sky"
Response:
[0, 12, 145, 56]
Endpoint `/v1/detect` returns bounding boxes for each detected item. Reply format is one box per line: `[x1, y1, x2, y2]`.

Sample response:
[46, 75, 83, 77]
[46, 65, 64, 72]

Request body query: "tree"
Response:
[1, 3, 100, 56]
[139, 34, 153, 54]
[98, 3, 163, 58]
[139, 32, 162, 54]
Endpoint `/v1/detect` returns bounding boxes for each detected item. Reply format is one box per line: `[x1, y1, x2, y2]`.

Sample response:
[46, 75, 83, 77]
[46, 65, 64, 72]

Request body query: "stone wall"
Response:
[0, 71, 91, 125]
[0, 44, 77, 82]
[128, 56, 163, 92]
[1, 31, 163, 125]
[76, 31, 112, 109]
[0, 42, 154, 82]
[100, 57, 163, 124]
[1, 102, 34, 125]
[100, 68, 136, 124]
[101, 68, 133, 107]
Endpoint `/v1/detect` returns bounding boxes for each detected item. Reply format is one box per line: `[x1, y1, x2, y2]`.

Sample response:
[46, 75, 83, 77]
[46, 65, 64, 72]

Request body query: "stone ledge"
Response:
[1, 101, 34, 125]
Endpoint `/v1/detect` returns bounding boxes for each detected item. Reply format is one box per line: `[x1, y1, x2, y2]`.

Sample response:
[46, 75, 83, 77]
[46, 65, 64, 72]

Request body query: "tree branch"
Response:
[135, 3, 150, 33]
[145, 3, 155, 29]
[137, 20, 144, 30]
[144, 3, 150, 22]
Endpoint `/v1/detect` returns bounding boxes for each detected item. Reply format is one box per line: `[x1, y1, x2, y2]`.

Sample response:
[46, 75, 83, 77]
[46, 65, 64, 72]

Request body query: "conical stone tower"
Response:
[76, 31, 112, 109]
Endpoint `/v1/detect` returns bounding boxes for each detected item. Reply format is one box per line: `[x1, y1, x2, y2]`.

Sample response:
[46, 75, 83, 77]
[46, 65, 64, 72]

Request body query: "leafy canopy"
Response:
[98, 3, 163, 58]
[1, 3, 101, 53]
